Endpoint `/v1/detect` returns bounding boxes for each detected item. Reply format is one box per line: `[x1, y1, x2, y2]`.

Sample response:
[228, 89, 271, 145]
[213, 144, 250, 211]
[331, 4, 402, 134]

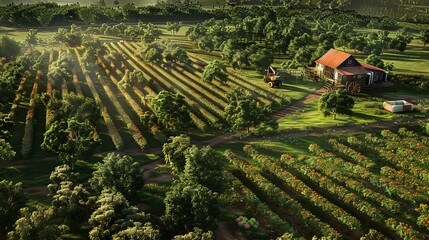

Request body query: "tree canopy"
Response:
[224, 88, 276, 133]
[0, 180, 25, 237]
[89, 153, 144, 200]
[0, 36, 21, 59]
[182, 145, 226, 193]
[201, 60, 227, 83]
[88, 189, 155, 240]
[41, 92, 100, 169]
[0, 138, 15, 166]
[162, 180, 219, 232]
[318, 89, 355, 120]
[173, 228, 214, 240]
[150, 90, 192, 131]
[162, 134, 192, 174]
[7, 207, 68, 240]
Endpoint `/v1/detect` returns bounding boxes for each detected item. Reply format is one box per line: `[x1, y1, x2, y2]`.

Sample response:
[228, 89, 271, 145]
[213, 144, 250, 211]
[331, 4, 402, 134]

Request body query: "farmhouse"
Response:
[315, 49, 388, 86]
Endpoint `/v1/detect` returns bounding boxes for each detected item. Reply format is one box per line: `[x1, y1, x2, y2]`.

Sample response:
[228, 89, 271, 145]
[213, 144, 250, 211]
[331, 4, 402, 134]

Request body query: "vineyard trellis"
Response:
[225, 128, 429, 239]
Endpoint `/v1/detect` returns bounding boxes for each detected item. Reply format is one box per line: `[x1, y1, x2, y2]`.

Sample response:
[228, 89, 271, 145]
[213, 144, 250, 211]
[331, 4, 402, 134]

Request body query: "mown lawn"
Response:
[276, 96, 425, 131]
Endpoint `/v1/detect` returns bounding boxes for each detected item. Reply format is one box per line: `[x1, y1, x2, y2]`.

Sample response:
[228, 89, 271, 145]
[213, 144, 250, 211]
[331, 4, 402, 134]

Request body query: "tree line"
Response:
[2, 1, 429, 27]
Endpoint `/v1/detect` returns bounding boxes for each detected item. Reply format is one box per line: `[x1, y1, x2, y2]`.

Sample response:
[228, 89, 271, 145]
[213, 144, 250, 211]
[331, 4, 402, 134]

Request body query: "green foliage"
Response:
[419, 29, 429, 46]
[42, 92, 100, 169]
[224, 88, 274, 133]
[7, 207, 68, 240]
[166, 21, 183, 35]
[89, 153, 144, 200]
[88, 189, 152, 240]
[162, 134, 192, 174]
[65, 33, 83, 48]
[318, 89, 355, 120]
[47, 52, 73, 88]
[18, 50, 48, 71]
[0, 36, 21, 59]
[151, 91, 192, 131]
[182, 145, 226, 193]
[248, 48, 273, 73]
[112, 222, 159, 240]
[25, 29, 38, 49]
[0, 115, 14, 140]
[0, 62, 25, 107]
[137, 42, 164, 64]
[201, 60, 227, 83]
[106, 50, 125, 67]
[53, 28, 68, 44]
[365, 54, 385, 68]
[173, 228, 214, 240]
[47, 164, 78, 196]
[389, 28, 413, 52]
[0, 138, 15, 166]
[162, 180, 220, 232]
[164, 44, 190, 63]
[141, 24, 162, 44]
[81, 37, 107, 66]
[138, 41, 189, 65]
[42, 118, 100, 169]
[0, 180, 25, 236]
[119, 70, 145, 89]
[51, 181, 92, 226]
[426, 122, 429, 135]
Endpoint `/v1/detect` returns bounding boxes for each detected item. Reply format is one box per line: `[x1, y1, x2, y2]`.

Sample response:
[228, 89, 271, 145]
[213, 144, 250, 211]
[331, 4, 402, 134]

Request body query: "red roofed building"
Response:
[315, 49, 388, 86]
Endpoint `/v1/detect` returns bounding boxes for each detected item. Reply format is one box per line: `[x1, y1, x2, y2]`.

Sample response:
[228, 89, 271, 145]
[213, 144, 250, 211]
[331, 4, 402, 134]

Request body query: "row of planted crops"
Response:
[224, 128, 429, 239]
[11, 41, 286, 156]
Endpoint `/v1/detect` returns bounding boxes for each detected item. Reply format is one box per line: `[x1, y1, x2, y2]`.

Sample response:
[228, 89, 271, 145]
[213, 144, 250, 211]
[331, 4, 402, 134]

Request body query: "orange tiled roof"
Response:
[359, 62, 387, 72]
[315, 49, 351, 69]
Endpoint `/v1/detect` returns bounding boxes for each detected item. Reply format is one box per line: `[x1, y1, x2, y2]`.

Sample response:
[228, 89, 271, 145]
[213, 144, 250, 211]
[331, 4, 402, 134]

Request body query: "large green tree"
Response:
[42, 92, 100, 169]
[88, 189, 154, 240]
[162, 134, 192, 174]
[42, 118, 99, 169]
[0, 180, 25, 237]
[162, 180, 219, 232]
[0, 62, 25, 108]
[50, 181, 92, 226]
[47, 164, 78, 196]
[318, 89, 355, 120]
[0, 138, 15, 166]
[7, 207, 68, 240]
[224, 88, 273, 133]
[173, 228, 214, 240]
[201, 60, 227, 83]
[112, 222, 159, 240]
[182, 146, 226, 193]
[0, 36, 21, 59]
[419, 29, 429, 46]
[25, 29, 38, 49]
[151, 91, 192, 131]
[89, 153, 144, 200]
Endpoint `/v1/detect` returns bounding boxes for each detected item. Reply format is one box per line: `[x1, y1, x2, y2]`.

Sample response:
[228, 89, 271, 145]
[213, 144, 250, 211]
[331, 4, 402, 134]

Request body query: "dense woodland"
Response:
[0, 1, 429, 239]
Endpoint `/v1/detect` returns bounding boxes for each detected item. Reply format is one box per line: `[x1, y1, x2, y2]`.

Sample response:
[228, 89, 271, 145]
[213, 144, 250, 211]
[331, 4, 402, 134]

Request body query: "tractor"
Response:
[263, 66, 282, 88]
